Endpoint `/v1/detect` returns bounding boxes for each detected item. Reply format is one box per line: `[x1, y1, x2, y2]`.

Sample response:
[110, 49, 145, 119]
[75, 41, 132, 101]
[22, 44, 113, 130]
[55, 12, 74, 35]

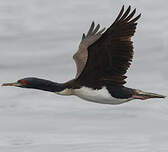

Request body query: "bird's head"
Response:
[2, 77, 65, 92]
[2, 77, 33, 88]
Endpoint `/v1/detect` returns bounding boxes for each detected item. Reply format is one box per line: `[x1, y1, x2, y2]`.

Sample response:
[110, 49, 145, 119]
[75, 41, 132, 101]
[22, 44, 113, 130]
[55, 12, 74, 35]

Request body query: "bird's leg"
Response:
[132, 95, 147, 100]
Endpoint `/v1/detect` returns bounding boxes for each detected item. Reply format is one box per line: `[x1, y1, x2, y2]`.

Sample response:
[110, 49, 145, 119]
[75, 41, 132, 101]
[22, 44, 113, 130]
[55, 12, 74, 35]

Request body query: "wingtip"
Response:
[121, 5, 124, 11]
[133, 8, 136, 13]
[139, 13, 142, 18]
[126, 5, 131, 14]
[90, 21, 95, 29]
[82, 33, 85, 40]
[136, 13, 142, 20]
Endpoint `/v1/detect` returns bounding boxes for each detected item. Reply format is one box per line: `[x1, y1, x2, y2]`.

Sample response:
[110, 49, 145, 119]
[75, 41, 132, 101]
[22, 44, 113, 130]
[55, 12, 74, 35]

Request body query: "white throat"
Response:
[56, 88, 72, 96]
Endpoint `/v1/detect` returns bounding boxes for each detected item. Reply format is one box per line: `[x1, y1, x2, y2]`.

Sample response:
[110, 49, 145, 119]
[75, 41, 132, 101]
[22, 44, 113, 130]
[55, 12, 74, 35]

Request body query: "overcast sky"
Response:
[0, 1, 168, 152]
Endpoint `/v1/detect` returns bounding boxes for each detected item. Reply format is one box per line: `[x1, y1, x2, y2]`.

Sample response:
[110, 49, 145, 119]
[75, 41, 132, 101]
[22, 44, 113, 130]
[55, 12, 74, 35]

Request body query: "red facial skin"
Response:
[19, 80, 28, 85]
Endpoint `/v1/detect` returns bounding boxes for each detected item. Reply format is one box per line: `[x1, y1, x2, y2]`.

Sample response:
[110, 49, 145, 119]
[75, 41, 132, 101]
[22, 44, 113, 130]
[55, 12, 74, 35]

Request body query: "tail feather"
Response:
[133, 89, 166, 100]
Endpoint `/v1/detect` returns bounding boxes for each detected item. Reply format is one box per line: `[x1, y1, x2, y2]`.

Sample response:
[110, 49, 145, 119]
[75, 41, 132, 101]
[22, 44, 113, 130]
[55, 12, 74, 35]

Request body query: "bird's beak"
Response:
[2, 82, 21, 87]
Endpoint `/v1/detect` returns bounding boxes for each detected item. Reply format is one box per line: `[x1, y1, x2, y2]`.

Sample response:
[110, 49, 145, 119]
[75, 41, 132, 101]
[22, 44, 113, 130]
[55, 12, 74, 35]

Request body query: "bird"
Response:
[2, 5, 166, 105]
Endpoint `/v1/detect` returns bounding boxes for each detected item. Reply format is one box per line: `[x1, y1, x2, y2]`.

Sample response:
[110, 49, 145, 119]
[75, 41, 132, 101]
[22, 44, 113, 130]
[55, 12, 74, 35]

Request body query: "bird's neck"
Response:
[30, 79, 67, 93]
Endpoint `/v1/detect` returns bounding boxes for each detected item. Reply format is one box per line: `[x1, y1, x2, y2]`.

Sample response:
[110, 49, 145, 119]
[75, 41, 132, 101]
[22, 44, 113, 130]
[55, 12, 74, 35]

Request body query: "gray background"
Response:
[0, 0, 168, 152]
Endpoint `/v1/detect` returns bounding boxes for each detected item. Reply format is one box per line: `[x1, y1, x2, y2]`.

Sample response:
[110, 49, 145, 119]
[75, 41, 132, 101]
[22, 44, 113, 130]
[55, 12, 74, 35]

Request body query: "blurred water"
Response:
[0, 0, 168, 152]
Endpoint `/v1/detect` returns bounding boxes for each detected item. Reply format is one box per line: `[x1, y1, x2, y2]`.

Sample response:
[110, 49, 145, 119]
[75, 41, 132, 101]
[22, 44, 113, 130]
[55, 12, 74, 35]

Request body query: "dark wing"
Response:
[76, 6, 141, 86]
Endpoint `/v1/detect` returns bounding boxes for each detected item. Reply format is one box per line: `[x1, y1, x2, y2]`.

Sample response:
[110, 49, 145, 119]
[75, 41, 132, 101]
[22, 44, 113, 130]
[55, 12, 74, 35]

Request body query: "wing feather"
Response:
[73, 22, 105, 78]
[113, 5, 124, 24]
[87, 21, 95, 36]
[76, 6, 141, 87]
[119, 5, 131, 22]
[92, 24, 100, 34]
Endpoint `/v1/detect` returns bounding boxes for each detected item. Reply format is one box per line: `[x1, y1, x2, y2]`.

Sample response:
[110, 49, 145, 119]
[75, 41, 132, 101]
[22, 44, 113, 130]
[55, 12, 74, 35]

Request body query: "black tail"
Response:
[133, 89, 166, 100]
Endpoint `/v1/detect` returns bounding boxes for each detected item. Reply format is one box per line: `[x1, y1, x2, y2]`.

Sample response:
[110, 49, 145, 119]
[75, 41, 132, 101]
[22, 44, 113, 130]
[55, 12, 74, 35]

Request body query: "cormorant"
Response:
[2, 6, 166, 105]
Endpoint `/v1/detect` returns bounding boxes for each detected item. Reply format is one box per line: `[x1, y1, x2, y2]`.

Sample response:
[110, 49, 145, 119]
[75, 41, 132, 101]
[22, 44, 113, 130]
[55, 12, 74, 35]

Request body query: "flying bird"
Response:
[2, 6, 166, 105]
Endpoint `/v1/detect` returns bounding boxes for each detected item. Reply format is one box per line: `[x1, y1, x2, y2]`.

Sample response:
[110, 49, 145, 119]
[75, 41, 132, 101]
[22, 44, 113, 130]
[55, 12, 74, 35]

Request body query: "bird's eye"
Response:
[18, 80, 28, 85]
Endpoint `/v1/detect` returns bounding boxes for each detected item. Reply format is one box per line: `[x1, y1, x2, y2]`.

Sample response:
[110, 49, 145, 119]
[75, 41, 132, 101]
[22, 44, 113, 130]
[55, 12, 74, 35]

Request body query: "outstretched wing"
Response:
[76, 6, 141, 86]
[73, 22, 105, 78]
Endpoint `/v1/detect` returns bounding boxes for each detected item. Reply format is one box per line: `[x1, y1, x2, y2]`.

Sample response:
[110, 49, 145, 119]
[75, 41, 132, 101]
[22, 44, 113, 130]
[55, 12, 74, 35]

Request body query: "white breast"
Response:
[73, 86, 133, 105]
